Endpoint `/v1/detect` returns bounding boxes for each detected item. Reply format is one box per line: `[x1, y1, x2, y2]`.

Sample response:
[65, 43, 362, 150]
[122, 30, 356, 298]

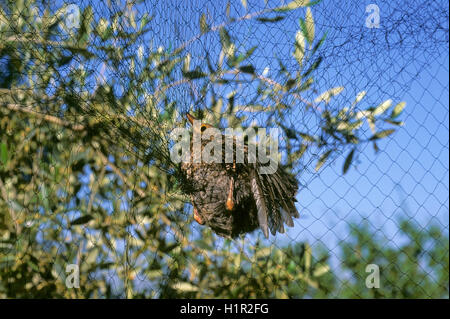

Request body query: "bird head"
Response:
[186, 113, 214, 135]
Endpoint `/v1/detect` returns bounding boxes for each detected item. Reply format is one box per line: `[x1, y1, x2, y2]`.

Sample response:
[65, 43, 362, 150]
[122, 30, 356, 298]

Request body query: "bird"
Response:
[180, 113, 300, 239]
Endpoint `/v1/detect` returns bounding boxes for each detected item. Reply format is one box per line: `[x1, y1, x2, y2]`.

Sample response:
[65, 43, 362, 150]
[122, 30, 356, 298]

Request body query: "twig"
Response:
[3, 36, 89, 52]
[4, 103, 85, 131]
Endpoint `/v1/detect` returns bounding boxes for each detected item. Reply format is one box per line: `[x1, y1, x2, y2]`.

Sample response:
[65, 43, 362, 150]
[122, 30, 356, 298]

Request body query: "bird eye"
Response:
[200, 125, 207, 132]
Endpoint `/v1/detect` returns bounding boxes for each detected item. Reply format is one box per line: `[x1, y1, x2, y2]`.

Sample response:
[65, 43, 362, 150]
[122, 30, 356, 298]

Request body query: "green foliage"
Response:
[336, 219, 449, 298]
[0, 0, 442, 299]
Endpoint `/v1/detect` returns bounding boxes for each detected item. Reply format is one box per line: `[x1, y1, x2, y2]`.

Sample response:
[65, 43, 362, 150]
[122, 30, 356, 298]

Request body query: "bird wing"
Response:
[251, 164, 300, 238]
[232, 133, 300, 238]
[250, 168, 270, 238]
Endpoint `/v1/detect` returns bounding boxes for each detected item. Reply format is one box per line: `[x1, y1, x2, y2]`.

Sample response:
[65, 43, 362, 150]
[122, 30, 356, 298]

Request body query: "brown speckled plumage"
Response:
[181, 114, 300, 239]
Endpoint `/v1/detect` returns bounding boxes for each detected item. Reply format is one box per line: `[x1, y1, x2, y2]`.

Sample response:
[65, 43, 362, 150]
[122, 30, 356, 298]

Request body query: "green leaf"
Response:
[369, 129, 396, 140]
[257, 16, 285, 23]
[77, 6, 94, 46]
[313, 264, 330, 277]
[0, 255, 15, 269]
[315, 149, 332, 171]
[311, 31, 327, 55]
[337, 120, 363, 131]
[226, 2, 231, 19]
[0, 241, 13, 252]
[183, 53, 191, 73]
[298, 132, 315, 142]
[353, 91, 367, 105]
[294, 144, 308, 160]
[383, 119, 404, 126]
[367, 116, 376, 133]
[40, 185, 50, 211]
[172, 282, 198, 292]
[255, 247, 272, 259]
[373, 99, 392, 116]
[220, 27, 235, 60]
[58, 55, 73, 67]
[96, 18, 109, 38]
[28, 259, 40, 272]
[194, 239, 213, 250]
[235, 46, 257, 64]
[284, 78, 296, 91]
[281, 125, 298, 139]
[303, 56, 322, 77]
[304, 243, 311, 271]
[315, 86, 344, 104]
[287, 260, 296, 273]
[147, 270, 163, 279]
[305, 7, 315, 45]
[199, 13, 209, 33]
[306, 0, 323, 6]
[0, 142, 8, 166]
[298, 77, 314, 91]
[219, 27, 231, 50]
[299, 18, 308, 43]
[294, 30, 305, 66]
[373, 141, 380, 153]
[140, 13, 153, 30]
[343, 148, 355, 174]
[239, 65, 255, 74]
[183, 69, 207, 79]
[391, 101, 406, 118]
[71, 215, 94, 226]
[245, 46, 257, 58]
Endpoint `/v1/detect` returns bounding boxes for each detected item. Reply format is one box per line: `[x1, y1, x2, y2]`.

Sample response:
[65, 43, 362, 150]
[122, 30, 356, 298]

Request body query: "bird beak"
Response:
[186, 113, 197, 125]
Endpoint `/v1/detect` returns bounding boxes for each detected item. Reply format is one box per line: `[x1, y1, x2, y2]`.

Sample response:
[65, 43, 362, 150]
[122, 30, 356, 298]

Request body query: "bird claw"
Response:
[225, 176, 235, 212]
[193, 206, 205, 225]
[225, 197, 234, 211]
[226, 161, 236, 212]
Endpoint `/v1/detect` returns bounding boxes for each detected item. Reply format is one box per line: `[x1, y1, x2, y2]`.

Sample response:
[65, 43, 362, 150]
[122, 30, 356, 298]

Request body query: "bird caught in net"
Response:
[180, 113, 300, 239]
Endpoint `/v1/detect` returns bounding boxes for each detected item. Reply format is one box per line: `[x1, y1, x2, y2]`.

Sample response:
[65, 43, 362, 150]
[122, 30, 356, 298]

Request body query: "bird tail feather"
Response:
[251, 169, 270, 239]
